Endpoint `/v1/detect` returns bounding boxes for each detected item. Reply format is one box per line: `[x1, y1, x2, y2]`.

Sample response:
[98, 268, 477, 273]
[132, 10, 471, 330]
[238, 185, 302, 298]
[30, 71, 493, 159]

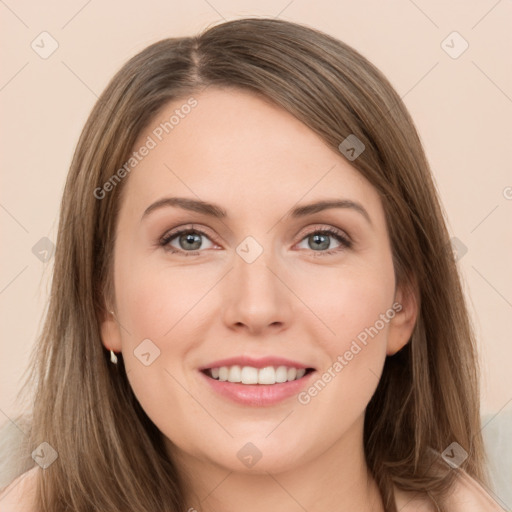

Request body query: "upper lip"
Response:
[198, 356, 315, 371]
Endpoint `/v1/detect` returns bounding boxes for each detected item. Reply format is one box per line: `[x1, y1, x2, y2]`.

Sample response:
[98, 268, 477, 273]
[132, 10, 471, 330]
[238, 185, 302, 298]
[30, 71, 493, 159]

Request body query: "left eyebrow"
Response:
[141, 196, 372, 227]
[287, 199, 372, 226]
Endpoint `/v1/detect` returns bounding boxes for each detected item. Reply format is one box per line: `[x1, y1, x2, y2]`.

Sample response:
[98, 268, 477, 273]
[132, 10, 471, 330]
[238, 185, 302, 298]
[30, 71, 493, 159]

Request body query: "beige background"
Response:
[1, 1, 511, 428]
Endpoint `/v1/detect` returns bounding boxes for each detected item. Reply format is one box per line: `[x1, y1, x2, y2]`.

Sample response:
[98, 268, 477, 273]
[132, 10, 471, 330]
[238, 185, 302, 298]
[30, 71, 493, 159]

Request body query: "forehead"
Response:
[122, 87, 380, 220]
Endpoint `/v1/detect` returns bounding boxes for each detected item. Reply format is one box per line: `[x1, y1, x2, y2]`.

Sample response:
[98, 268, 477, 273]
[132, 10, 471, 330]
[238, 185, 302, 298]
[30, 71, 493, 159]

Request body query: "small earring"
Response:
[108, 311, 118, 363]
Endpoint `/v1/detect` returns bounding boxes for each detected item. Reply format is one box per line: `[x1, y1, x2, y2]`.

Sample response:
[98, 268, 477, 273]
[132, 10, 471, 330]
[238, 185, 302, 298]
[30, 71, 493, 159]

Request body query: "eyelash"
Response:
[158, 225, 352, 257]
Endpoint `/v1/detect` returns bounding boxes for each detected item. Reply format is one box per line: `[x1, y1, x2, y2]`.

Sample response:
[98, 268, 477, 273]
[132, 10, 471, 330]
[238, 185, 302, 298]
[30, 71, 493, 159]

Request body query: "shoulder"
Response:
[394, 470, 506, 512]
[439, 470, 507, 511]
[393, 486, 438, 511]
[0, 466, 38, 512]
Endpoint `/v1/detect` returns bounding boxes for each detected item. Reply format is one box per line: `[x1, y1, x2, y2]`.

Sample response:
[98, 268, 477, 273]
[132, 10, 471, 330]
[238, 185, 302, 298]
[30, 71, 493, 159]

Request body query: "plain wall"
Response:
[1, 1, 511, 432]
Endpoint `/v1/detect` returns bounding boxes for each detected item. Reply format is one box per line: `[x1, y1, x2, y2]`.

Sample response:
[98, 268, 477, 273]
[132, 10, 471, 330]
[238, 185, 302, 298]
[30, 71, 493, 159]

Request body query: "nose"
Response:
[221, 241, 294, 336]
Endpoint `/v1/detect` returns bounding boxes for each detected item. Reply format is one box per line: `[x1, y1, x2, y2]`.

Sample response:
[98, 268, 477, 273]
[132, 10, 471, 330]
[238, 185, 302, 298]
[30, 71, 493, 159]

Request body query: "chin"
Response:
[209, 440, 309, 475]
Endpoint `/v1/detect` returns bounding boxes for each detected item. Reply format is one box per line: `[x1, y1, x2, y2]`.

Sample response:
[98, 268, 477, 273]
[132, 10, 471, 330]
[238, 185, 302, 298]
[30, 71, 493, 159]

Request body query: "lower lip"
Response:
[198, 370, 316, 406]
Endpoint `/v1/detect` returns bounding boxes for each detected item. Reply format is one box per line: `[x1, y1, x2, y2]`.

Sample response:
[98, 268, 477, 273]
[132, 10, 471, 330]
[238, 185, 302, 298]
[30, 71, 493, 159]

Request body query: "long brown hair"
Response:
[7, 17, 486, 511]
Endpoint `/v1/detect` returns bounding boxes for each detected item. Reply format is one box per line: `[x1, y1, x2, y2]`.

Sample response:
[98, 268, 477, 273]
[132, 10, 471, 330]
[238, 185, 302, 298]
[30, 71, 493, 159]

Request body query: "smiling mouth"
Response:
[201, 366, 316, 385]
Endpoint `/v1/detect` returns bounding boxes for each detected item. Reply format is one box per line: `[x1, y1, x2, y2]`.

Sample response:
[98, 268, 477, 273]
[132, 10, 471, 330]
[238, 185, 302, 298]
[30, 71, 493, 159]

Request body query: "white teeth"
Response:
[241, 366, 258, 384]
[218, 367, 229, 381]
[207, 365, 311, 384]
[258, 366, 276, 385]
[228, 365, 242, 383]
[275, 366, 288, 383]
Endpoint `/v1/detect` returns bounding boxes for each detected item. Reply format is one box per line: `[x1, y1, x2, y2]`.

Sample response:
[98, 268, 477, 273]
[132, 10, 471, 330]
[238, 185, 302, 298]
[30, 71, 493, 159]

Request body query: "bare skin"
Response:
[2, 89, 503, 511]
[99, 87, 417, 511]
[1, 462, 505, 511]
[0, 468, 438, 512]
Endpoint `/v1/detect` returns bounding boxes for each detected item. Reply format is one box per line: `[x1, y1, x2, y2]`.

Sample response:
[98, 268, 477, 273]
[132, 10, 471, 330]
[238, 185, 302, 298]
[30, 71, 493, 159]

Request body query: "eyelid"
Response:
[158, 223, 352, 255]
[295, 225, 352, 253]
[298, 224, 350, 241]
[159, 224, 220, 245]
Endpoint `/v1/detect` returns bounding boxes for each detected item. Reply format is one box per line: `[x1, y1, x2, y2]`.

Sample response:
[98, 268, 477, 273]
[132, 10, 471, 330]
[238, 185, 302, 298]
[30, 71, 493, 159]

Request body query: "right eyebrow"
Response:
[141, 197, 227, 222]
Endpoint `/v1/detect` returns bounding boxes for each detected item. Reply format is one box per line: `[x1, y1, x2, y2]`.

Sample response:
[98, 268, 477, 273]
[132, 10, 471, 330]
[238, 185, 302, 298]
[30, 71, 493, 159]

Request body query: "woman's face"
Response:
[100, 87, 416, 475]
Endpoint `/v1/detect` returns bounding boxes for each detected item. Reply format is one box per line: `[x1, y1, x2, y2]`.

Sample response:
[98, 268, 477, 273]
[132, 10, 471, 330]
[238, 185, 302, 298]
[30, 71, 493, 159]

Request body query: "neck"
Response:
[165, 415, 385, 512]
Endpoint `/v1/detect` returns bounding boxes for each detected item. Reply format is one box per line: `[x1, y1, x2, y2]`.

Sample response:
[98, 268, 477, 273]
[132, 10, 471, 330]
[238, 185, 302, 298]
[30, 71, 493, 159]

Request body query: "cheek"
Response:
[295, 282, 392, 429]
[116, 254, 212, 341]
[298, 261, 395, 344]
[113, 261, 208, 438]
[298, 262, 394, 399]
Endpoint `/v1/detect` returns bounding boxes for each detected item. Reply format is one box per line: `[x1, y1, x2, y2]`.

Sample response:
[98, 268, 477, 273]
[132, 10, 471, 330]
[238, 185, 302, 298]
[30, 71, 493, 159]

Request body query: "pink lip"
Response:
[198, 368, 317, 407]
[198, 356, 314, 371]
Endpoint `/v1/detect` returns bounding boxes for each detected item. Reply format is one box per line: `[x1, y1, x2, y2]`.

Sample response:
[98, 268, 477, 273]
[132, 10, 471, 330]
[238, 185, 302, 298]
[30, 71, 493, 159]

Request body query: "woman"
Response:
[0, 17, 506, 512]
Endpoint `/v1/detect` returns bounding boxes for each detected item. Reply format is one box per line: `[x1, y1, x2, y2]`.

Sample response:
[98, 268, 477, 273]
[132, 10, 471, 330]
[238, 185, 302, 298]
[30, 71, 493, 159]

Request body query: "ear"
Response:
[386, 278, 419, 356]
[99, 305, 122, 353]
